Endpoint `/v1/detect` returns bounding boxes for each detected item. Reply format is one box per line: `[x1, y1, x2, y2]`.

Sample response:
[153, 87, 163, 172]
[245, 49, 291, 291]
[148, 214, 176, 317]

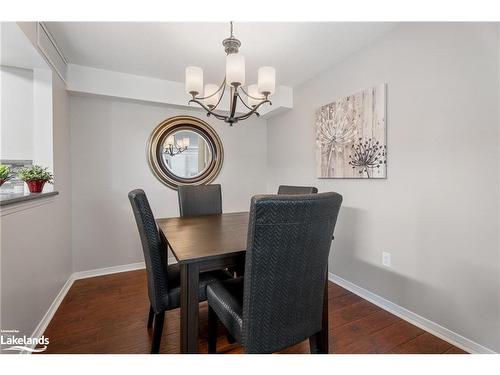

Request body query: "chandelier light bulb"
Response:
[185, 66, 203, 96]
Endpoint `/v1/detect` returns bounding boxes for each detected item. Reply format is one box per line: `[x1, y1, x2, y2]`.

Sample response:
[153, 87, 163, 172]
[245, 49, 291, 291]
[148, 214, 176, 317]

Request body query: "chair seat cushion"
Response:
[165, 263, 232, 310]
[206, 277, 245, 343]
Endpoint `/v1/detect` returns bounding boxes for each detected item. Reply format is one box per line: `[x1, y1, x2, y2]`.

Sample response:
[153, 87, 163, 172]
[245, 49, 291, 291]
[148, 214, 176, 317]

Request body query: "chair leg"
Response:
[151, 311, 165, 354]
[147, 305, 154, 329]
[309, 331, 321, 354]
[208, 306, 218, 354]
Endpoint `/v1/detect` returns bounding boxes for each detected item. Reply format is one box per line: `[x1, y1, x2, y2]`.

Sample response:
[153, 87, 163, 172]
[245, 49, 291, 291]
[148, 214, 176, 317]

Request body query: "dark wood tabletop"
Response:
[156, 212, 249, 264]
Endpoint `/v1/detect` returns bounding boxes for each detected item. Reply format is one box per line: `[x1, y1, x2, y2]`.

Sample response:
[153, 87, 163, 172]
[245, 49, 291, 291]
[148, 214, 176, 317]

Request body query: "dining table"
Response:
[156, 211, 330, 354]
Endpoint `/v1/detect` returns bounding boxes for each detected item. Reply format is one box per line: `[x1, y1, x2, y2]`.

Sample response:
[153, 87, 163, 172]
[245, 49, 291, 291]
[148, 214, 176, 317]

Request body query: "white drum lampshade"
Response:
[226, 54, 245, 87]
[257, 66, 275, 95]
[185, 66, 203, 96]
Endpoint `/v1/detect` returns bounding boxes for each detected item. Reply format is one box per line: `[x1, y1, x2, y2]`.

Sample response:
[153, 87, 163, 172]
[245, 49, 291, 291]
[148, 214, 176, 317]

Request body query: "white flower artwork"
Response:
[315, 84, 387, 179]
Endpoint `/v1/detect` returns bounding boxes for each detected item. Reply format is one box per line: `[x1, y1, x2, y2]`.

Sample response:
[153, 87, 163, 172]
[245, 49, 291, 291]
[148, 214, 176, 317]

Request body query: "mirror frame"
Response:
[147, 116, 224, 190]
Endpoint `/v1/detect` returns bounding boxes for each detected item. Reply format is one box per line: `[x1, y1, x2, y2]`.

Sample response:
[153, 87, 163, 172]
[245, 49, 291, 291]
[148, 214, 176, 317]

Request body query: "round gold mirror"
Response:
[148, 116, 223, 189]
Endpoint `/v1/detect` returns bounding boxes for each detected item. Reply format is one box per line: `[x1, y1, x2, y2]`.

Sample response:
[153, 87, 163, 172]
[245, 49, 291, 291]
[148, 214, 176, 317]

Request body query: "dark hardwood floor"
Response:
[39, 269, 467, 354]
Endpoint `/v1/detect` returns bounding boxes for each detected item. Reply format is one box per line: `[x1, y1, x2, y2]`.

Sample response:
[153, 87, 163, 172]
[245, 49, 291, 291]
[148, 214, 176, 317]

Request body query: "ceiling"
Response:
[1, 22, 48, 70]
[45, 22, 397, 87]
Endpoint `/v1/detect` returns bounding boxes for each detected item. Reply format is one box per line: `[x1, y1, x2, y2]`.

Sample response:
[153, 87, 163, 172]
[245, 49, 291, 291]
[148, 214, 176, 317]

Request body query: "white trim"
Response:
[38, 22, 68, 64]
[329, 272, 497, 354]
[72, 261, 146, 280]
[36, 23, 67, 83]
[23, 274, 75, 354]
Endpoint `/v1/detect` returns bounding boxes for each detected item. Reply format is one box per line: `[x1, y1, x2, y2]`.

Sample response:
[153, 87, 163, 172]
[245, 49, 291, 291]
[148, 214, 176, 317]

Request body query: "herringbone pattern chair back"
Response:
[128, 189, 169, 313]
[178, 184, 222, 217]
[241, 192, 342, 353]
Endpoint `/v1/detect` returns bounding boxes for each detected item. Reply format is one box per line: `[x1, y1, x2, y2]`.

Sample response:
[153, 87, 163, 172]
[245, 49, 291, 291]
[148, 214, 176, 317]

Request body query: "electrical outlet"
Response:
[382, 252, 391, 267]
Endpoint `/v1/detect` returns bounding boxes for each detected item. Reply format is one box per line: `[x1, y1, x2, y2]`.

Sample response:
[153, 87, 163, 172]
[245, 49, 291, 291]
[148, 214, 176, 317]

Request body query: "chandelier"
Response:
[163, 135, 190, 156]
[185, 22, 276, 125]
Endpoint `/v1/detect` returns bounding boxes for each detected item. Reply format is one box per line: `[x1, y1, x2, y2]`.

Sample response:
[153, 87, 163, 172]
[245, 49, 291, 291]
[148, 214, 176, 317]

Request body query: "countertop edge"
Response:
[0, 191, 59, 207]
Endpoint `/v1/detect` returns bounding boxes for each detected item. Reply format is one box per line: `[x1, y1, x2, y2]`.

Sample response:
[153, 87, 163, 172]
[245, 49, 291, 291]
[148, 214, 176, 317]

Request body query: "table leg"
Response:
[180, 263, 200, 353]
[318, 267, 329, 353]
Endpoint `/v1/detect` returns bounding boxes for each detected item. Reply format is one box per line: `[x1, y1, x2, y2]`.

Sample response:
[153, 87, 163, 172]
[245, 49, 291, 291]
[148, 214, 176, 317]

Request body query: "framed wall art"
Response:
[315, 84, 386, 179]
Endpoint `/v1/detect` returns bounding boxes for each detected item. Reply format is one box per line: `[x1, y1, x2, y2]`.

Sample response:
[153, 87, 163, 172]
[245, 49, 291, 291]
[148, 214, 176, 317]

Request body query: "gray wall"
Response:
[0, 72, 72, 337]
[70, 95, 268, 272]
[267, 23, 500, 352]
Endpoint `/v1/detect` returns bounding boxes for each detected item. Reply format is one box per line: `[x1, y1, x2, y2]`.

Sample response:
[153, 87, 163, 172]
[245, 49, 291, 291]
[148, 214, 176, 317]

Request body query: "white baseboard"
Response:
[23, 275, 75, 354]
[72, 261, 146, 280]
[329, 272, 496, 354]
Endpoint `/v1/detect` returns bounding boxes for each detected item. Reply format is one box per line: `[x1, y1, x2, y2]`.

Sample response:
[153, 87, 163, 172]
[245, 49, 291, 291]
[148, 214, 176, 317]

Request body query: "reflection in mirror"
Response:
[162, 130, 212, 179]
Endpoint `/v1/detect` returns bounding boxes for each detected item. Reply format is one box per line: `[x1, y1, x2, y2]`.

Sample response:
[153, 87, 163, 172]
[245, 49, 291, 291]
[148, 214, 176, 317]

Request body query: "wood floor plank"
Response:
[331, 299, 382, 328]
[444, 346, 468, 354]
[37, 269, 466, 354]
[330, 292, 364, 311]
[368, 320, 425, 353]
[389, 332, 453, 354]
[332, 309, 400, 353]
[328, 283, 352, 299]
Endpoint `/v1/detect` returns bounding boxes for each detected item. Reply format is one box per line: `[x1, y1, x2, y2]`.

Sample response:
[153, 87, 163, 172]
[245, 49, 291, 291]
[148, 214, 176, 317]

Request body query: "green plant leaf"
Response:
[17, 165, 54, 184]
[0, 164, 13, 181]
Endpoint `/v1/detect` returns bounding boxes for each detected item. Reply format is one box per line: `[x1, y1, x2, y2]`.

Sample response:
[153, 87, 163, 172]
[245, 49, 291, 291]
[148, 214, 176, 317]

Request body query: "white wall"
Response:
[1, 65, 53, 172]
[0, 65, 33, 160]
[70, 95, 268, 272]
[267, 23, 500, 352]
[0, 71, 72, 338]
[33, 68, 54, 171]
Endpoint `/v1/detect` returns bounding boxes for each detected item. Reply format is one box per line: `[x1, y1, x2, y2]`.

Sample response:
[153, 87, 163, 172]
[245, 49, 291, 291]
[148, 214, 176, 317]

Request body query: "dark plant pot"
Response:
[0, 179, 5, 187]
[26, 180, 46, 193]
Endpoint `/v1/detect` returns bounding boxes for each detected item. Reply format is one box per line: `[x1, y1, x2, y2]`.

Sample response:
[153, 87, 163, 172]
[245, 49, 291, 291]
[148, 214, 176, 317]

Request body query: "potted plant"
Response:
[18, 165, 54, 193]
[0, 164, 13, 187]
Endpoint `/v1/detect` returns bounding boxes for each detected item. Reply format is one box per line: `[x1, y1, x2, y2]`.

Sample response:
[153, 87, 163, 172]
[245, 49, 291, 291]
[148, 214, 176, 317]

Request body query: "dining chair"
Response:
[177, 183, 242, 319]
[177, 184, 222, 217]
[277, 185, 318, 195]
[206, 192, 343, 354]
[128, 189, 230, 353]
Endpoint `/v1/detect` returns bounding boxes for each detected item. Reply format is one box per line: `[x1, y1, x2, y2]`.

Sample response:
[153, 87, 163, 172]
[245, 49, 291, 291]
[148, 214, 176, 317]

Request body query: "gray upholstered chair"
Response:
[206, 192, 343, 354]
[277, 185, 318, 195]
[177, 184, 222, 217]
[128, 189, 230, 353]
